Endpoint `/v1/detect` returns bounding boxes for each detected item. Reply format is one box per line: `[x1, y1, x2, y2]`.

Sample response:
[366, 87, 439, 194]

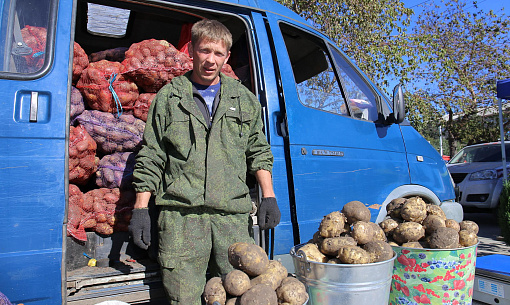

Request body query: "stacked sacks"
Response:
[70, 86, 85, 123]
[203, 242, 308, 305]
[76, 60, 139, 113]
[96, 152, 136, 189]
[73, 42, 89, 83]
[20, 25, 47, 71]
[69, 125, 99, 185]
[122, 39, 192, 92]
[89, 47, 128, 63]
[133, 93, 156, 122]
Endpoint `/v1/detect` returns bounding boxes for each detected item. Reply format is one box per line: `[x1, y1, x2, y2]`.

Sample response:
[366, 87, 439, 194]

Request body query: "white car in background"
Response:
[447, 142, 510, 211]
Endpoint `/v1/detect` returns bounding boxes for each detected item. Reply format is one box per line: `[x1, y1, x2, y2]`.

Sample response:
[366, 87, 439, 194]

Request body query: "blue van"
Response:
[0, 0, 462, 303]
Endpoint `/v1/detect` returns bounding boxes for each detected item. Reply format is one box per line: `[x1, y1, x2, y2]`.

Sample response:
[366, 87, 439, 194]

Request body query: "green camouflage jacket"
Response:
[133, 72, 273, 213]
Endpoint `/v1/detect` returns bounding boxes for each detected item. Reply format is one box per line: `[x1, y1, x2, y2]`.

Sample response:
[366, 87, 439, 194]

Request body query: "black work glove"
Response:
[129, 208, 151, 250]
[258, 197, 281, 230]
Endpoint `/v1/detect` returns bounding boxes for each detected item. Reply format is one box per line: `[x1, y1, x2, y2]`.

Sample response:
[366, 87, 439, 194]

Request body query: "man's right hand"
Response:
[129, 208, 151, 250]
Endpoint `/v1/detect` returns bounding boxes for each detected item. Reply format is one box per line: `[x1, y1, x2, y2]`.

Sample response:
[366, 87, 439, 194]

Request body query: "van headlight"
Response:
[469, 169, 498, 180]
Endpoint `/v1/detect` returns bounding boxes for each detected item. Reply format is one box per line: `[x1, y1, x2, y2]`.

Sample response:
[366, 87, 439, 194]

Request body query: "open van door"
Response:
[262, 16, 410, 245]
[0, 0, 73, 303]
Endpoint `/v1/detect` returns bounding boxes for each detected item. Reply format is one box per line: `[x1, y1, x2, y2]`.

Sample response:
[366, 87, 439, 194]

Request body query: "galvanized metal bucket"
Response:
[291, 243, 396, 305]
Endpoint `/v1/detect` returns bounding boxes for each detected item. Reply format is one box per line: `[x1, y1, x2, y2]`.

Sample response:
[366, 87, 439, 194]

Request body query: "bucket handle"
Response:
[296, 249, 312, 273]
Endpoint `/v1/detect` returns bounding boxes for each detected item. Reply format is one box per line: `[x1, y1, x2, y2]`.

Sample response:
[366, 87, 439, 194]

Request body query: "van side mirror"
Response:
[392, 84, 405, 124]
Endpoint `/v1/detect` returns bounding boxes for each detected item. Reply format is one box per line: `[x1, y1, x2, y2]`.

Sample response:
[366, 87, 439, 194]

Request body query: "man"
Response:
[129, 19, 280, 304]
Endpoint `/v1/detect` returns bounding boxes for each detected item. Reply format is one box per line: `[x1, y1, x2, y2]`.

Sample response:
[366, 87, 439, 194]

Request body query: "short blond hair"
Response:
[191, 19, 232, 51]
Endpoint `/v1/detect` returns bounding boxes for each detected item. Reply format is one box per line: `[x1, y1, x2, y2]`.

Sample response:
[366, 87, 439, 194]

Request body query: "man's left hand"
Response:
[258, 197, 281, 230]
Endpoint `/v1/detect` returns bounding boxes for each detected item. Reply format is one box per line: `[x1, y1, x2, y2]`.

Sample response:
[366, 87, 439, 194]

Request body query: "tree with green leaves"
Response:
[276, 0, 416, 90]
[407, 0, 510, 156]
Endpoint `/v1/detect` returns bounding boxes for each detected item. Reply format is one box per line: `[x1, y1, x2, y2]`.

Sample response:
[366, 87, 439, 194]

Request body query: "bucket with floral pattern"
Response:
[389, 244, 478, 305]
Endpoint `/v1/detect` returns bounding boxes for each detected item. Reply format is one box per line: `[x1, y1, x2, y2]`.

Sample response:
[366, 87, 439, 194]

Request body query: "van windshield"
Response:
[449, 144, 510, 164]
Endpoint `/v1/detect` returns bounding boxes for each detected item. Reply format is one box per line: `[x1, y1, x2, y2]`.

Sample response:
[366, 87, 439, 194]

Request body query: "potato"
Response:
[203, 277, 227, 305]
[342, 201, 371, 224]
[276, 277, 308, 305]
[327, 258, 343, 264]
[297, 243, 327, 263]
[422, 214, 446, 234]
[429, 227, 460, 249]
[320, 236, 357, 256]
[226, 298, 240, 305]
[351, 221, 375, 244]
[445, 219, 461, 232]
[392, 222, 425, 244]
[426, 204, 447, 220]
[223, 270, 251, 296]
[401, 241, 423, 248]
[250, 260, 288, 290]
[386, 197, 407, 218]
[228, 242, 269, 276]
[400, 197, 427, 223]
[369, 222, 387, 242]
[308, 231, 324, 246]
[379, 218, 400, 235]
[362, 241, 394, 262]
[388, 241, 399, 246]
[318, 211, 348, 238]
[337, 246, 371, 264]
[240, 284, 277, 305]
[459, 230, 478, 247]
[459, 220, 479, 234]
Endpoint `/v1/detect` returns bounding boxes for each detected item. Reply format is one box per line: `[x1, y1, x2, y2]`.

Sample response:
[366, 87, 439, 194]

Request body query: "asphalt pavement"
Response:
[463, 211, 509, 305]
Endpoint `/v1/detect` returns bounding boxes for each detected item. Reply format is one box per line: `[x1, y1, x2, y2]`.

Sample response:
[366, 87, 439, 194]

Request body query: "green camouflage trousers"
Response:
[158, 206, 254, 305]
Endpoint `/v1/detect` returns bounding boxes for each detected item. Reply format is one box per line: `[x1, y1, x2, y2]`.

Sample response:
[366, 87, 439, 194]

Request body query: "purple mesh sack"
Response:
[96, 152, 136, 189]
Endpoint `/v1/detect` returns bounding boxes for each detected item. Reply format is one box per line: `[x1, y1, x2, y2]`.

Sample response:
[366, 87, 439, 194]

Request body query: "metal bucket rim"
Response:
[391, 242, 479, 252]
[290, 243, 397, 267]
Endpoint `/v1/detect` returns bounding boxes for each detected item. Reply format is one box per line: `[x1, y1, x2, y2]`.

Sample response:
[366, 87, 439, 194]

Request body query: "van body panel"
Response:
[0, 0, 73, 303]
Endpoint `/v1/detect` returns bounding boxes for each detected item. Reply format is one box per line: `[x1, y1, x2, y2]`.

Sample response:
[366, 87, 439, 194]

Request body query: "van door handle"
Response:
[30, 91, 38, 122]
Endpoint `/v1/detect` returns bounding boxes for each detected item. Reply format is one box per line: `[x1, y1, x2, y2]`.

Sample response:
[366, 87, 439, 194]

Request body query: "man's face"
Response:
[189, 38, 230, 86]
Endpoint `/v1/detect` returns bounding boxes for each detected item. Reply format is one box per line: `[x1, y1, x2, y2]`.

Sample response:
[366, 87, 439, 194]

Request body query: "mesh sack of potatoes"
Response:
[69, 125, 99, 185]
[20, 25, 47, 71]
[73, 42, 89, 83]
[89, 47, 128, 63]
[122, 39, 192, 93]
[70, 86, 85, 123]
[76, 110, 145, 154]
[76, 60, 139, 113]
[67, 184, 87, 241]
[96, 152, 136, 189]
[81, 188, 136, 235]
[133, 93, 156, 122]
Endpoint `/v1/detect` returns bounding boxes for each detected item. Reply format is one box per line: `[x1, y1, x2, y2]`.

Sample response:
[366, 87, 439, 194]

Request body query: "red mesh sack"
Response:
[20, 25, 46, 70]
[73, 42, 89, 83]
[76, 60, 139, 113]
[70, 86, 85, 122]
[89, 47, 128, 63]
[122, 39, 192, 92]
[96, 152, 136, 189]
[221, 63, 238, 80]
[76, 110, 145, 154]
[133, 93, 156, 122]
[67, 184, 87, 241]
[82, 188, 136, 236]
[69, 125, 99, 185]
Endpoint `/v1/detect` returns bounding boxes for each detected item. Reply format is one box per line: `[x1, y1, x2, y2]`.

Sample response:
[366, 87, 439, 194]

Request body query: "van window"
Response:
[0, 0, 53, 75]
[330, 46, 379, 121]
[279, 24, 348, 116]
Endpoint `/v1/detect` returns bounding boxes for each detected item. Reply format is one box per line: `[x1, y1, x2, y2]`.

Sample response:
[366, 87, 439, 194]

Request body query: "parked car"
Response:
[447, 142, 510, 210]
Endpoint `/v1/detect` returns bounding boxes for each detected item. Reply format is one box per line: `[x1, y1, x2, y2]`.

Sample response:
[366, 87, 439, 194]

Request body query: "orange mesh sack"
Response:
[133, 93, 156, 122]
[82, 188, 136, 235]
[73, 42, 89, 83]
[67, 184, 87, 241]
[20, 25, 46, 71]
[122, 39, 192, 92]
[69, 125, 99, 185]
[89, 47, 128, 63]
[76, 60, 139, 113]
[70, 86, 85, 123]
[221, 63, 239, 80]
[96, 152, 136, 189]
[76, 110, 145, 154]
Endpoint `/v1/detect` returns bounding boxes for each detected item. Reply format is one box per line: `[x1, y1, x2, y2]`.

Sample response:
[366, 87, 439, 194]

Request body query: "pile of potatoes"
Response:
[299, 201, 394, 265]
[381, 196, 479, 249]
[203, 242, 309, 305]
